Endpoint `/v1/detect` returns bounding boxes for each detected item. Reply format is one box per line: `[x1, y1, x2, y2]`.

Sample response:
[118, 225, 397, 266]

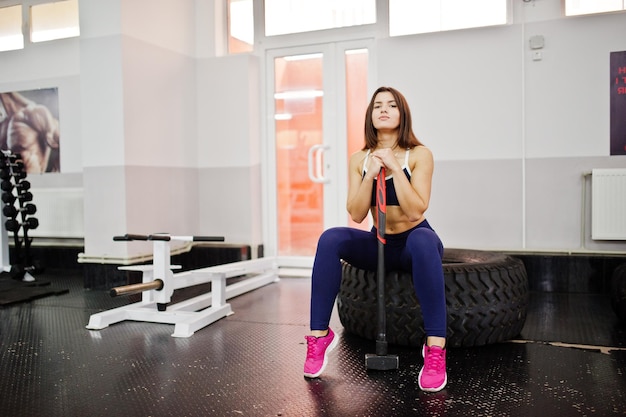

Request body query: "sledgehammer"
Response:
[365, 167, 399, 371]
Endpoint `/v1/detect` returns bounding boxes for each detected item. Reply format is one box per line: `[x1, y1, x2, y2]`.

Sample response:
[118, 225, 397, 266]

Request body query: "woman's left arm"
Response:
[393, 146, 434, 221]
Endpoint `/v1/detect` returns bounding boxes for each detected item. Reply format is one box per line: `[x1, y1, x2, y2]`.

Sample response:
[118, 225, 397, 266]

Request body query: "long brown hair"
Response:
[363, 86, 423, 150]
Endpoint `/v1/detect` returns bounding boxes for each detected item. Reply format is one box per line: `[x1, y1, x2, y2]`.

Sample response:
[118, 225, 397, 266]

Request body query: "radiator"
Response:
[27, 188, 84, 238]
[591, 169, 626, 240]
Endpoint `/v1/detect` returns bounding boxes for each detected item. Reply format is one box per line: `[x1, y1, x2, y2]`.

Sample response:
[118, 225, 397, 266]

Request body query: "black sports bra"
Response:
[362, 149, 411, 206]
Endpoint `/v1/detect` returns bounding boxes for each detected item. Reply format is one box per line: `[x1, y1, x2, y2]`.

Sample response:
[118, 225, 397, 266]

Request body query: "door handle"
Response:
[307, 144, 330, 184]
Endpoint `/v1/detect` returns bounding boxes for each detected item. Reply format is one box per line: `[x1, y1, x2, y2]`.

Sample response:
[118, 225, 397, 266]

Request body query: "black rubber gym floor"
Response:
[0, 268, 625, 417]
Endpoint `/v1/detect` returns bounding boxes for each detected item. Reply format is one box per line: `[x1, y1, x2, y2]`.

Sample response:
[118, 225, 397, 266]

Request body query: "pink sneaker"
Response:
[418, 344, 448, 392]
[303, 328, 338, 378]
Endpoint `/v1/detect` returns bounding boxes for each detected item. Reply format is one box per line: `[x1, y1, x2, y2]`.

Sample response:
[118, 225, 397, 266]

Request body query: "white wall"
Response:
[196, 54, 262, 246]
[524, 13, 625, 159]
[80, 0, 202, 258]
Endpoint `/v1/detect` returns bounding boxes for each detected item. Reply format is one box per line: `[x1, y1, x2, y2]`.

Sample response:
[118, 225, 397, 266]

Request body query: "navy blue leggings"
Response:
[310, 219, 447, 338]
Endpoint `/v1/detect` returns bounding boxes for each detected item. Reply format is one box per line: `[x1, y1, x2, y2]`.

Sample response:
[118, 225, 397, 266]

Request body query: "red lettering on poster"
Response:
[609, 51, 626, 155]
[610, 52, 626, 155]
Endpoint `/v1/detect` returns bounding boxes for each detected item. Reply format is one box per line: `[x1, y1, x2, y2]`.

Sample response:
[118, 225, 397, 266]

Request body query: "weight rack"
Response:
[0, 151, 41, 281]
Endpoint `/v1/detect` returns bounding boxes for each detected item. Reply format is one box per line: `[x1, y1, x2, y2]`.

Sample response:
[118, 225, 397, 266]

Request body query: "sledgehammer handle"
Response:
[364, 168, 398, 370]
[376, 168, 387, 355]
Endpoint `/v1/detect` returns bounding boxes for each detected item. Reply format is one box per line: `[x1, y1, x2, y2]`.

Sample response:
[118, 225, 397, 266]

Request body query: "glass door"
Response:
[265, 42, 371, 260]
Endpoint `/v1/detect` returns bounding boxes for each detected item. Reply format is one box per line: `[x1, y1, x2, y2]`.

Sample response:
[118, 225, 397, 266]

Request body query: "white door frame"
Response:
[261, 40, 375, 268]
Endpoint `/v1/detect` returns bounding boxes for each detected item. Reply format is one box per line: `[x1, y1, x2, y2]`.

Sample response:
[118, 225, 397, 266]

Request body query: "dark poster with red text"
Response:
[611, 51, 626, 155]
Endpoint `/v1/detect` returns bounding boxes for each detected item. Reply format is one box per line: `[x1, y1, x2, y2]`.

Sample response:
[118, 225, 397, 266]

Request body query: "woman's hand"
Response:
[363, 153, 383, 180]
[370, 148, 402, 174]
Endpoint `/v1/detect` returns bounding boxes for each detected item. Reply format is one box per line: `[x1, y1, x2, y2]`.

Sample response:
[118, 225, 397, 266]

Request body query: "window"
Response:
[30, 0, 80, 43]
[0, 5, 24, 52]
[228, 0, 254, 54]
[565, 0, 625, 16]
[389, 0, 508, 37]
[0, 0, 79, 52]
[264, 0, 376, 37]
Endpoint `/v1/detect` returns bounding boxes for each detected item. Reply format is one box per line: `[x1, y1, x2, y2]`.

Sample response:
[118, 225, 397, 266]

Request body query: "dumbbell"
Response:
[0, 160, 26, 179]
[5, 217, 39, 232]
[0, 170, 27, 180]
[3, 203, 37, 218]
[9, 260, 44, 280]
[0, 152, 20, 162]
[1, 191, 32, 204]
[1, 179, 30, 192]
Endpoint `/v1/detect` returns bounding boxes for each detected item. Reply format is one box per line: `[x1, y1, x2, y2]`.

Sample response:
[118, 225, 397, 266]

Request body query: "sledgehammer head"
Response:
[365, 353, 399, 370]
[365, 340, 399, 370]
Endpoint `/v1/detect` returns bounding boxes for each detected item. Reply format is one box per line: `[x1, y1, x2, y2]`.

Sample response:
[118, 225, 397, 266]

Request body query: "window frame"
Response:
[29, 0, 80, 44]
[0, 4, 24, 52]
[388, 0, 511, 38]
[0, 0, 79, 52]
[263, 0, 377, 38]
[564, 0, 626, 17]
[228, 0, 515, 55]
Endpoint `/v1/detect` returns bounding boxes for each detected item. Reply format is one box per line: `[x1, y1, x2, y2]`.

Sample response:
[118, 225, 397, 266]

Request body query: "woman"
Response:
[303, 86, 447, 392]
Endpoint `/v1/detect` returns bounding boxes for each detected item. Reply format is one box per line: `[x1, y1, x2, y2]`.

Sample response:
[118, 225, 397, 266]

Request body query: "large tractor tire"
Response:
[337, 248, 529, 348]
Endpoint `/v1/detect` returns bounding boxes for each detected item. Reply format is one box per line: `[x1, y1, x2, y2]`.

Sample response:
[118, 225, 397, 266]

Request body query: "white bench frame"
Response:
[86, 237, 279, 337]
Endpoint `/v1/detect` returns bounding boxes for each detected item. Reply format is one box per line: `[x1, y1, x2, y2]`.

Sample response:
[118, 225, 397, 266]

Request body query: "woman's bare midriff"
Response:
[372, 205, 425, 235]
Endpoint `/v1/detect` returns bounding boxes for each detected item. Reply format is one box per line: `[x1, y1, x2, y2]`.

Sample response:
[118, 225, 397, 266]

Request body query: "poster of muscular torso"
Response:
[0, 88, 60, 173]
